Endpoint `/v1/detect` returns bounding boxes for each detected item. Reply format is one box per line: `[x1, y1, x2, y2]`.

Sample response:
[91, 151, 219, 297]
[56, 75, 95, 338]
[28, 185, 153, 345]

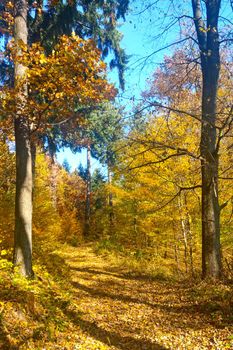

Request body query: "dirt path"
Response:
[58, 245, 232, 350]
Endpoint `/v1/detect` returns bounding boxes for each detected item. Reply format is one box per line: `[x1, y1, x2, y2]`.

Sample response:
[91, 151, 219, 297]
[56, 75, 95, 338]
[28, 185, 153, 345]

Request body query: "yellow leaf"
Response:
[1, 250, 7, 256]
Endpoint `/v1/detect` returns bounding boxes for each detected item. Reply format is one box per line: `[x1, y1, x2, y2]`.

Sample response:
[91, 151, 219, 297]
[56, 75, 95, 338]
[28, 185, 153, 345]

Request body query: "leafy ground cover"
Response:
[0, 244, 232, 349]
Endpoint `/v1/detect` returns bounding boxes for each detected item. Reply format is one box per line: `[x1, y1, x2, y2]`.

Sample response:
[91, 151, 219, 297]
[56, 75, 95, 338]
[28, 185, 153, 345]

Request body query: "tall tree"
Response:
[13, 0, 33, 277]
[84, 142, 91, 237]
[1, 28, 116, 276]
[86, 102, 124, 233]
[129, 0, 232, 278]
[191, 0, 223, 278]
[1, 1, 130, 255]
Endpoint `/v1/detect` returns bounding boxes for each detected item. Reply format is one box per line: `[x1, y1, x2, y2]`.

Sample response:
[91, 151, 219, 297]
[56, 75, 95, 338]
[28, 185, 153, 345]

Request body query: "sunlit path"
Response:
[56, 245, 233, 350]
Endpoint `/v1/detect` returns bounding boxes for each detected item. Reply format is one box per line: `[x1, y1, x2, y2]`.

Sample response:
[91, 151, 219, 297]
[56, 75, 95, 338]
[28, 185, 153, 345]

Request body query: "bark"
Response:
[50, 158, 58, 209]
[133, 217, 138, 247]
[84, 143, 91, 237]
[178, 194, 194, 275]
[31, 143, 36, 201]
[192, 0, 222, 278]
[172, 222, 180, 271]
[107, 165, 114, 232]
[13, 0, 33, 277]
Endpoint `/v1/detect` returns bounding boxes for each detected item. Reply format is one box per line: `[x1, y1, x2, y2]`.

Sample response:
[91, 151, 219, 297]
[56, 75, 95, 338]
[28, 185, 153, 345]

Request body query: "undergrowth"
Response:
[95, 238, 233, 283]
[0, 245, 77, 350]
[95, 238, 188, 281]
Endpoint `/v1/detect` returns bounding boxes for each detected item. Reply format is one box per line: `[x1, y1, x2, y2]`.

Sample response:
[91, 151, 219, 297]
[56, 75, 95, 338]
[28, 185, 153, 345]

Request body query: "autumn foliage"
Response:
[1, 34, 116, 134]
[0, 0, 232, 349]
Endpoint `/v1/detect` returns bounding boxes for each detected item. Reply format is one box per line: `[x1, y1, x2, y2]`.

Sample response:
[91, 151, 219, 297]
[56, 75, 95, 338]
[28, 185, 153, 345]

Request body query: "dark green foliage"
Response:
[62, 158, 71, 173]
[91, 168, 106, 210]
[86, 102, 125, 167]
[77, 163, 88, 181]
[91, 169, 106, 192]
[28, 0, 130, 89]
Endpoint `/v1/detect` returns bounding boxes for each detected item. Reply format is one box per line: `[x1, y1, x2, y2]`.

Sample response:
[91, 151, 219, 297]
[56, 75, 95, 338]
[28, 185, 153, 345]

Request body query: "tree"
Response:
[62, 158, 71, 173]
[71, 102, 124, 237]
[113, 108, 201, 262]
[13, 0, 33, 277]
[0, 0, 129, 173]
[84, 102, 124, 234]
[127, 0, 233, 278]
[84, 142, 91, 237]
[1, 9, 116, 276]
[191, 0, 222, 278]
[1, 1, 130, 263]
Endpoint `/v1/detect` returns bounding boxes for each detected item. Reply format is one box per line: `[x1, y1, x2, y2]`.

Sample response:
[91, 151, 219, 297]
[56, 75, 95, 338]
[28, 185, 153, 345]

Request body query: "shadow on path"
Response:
[72, 280, 157, 309]
[61, 305, 168, 350]
[70, 266, 168, 282]
[71, 280, 232, 330]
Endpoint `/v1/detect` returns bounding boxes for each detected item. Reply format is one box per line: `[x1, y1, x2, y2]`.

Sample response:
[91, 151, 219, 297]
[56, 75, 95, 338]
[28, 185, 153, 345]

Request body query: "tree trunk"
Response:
[50, 158, 58, 209]
[178, 194, 194, 275]
[84, 143, 91, 237]
[31, 143, 36, 202]
[201, 74, 221, 278]
[178, 195, 188, 273]
[13, 0, 33, 278]
[14, 119, 33, 277]
[172, 223, 180, 272]
[192, 0, 222, 278]
[107, 165, 114, 232]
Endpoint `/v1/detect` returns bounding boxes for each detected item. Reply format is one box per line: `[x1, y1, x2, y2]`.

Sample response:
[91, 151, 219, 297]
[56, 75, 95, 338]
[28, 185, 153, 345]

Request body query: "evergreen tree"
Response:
[28, 0, 129, 88]
[62, 158, 71, 173]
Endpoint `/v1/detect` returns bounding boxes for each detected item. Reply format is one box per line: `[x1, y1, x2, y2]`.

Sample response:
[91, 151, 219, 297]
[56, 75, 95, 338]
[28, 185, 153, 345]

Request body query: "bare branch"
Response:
[132, 1, 160, 16]
[220, 196, 233, 211]
[126, 152, 188, 171]
[132, 37, 192, 70]
[126, 136, 201, 160]
[154, 184, 201, 212]
[216, 105, 233, 152]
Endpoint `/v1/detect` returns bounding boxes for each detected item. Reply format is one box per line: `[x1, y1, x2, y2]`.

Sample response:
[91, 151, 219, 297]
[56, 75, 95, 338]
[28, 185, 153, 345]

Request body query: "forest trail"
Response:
[57, 244, 232, 350]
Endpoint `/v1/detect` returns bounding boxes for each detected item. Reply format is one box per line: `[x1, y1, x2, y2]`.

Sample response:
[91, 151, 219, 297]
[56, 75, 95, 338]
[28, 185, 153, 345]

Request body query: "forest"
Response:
[0, 0, 232, 349]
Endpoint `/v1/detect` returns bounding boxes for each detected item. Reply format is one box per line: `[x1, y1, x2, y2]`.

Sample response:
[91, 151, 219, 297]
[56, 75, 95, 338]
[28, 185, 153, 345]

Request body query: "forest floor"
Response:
[0, 244, 233, 349]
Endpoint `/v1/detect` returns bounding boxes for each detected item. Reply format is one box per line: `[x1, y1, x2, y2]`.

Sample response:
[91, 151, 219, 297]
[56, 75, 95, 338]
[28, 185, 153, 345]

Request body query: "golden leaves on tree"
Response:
[0, 34, 117, 134]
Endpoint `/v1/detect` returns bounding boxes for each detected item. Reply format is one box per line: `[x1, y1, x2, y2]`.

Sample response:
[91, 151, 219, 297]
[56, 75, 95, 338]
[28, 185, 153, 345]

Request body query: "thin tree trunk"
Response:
[13, 0, 33, 277]
[84, 143, 91, 237]
[164, 242, 168, 259]
[107, 165, 114, 232]
[133, 216, 138, 247]
[192, 0, 222, 278]
[183, 195, 194, 275]
[181, 217, 188, 273]
[50, 157, 58, 209]
[178, 194, 194, 274]
[172, 223, 180, 272]
[178, 194, 188, 273]
[31, 143, 36, 202]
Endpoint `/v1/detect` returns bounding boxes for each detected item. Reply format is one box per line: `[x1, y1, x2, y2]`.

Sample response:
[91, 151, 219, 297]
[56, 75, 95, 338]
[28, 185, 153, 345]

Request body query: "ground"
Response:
[56, 245, 233, 350]
[0, 244, 232, 349]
